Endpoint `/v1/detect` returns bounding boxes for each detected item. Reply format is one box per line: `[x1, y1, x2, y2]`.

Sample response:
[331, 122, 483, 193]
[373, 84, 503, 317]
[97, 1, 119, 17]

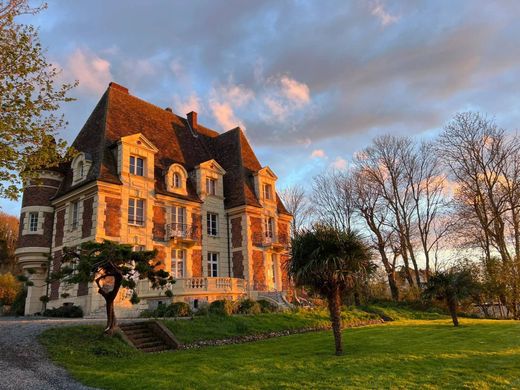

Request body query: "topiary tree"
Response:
[288, 225, 373, 355]
[422, 268, 480, 327]
[50, 240, 174, 335]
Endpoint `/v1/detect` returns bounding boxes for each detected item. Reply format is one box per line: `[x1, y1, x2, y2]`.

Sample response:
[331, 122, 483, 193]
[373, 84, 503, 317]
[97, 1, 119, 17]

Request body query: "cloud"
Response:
[311, 149, 326, 158]
[65, 48, 112, 95]
[370, 1, 399, 27]
[174, 93, 202, 115]
[262, 75, 312, 121]
[331, 157, 348, 170]
[210, 101, 245, 130]
[279, 76, 310, 105]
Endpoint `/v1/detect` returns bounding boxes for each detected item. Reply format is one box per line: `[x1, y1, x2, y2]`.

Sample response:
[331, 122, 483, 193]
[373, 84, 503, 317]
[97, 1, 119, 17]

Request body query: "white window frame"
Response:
[263, 183, 273, 200]
[130, 155, 145, 176]
[207, 252, 218, 277]
[206, 177, 217, 196]
[264, 217, 274, 239]
[71, 201, 79, 230]
[171, 249, 185, 279]
[207, 213, 218, 237]
[29, 212, 39, 233]
[128, 198, 145, 226]
[173, 172, 181, 188]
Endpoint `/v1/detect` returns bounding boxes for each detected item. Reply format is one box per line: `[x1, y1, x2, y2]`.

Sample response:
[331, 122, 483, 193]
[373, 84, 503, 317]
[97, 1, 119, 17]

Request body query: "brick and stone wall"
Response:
[153, 206, 166, 241]
[82, 197, 94, 238]
[252, 250, 266, 291]
[17, 211, 54, 247]
[250, 217, 262, 240]
[192, 249, 202, 277]
[50, 251, 62, 300]
[153, 245, 166, 270]
[280, 254, 291, 291]
[191, 212, 202, 244]
[231, 217, 242, 248]
[232, 251, 244, 279]
[104, 197, 121, 237]
[54, 209, 65, 247]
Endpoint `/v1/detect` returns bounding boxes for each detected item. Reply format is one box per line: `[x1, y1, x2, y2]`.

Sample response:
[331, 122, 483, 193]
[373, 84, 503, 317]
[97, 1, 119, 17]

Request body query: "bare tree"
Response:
[353, 168, 400, 300]
[311, 170, 355, 232]
[438, 112, 520, 318]
[279, 185, 313, 235]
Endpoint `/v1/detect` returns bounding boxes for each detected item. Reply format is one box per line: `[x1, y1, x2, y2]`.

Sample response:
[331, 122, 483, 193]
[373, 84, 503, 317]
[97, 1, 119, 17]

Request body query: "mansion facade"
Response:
[15, 82, 292, 316]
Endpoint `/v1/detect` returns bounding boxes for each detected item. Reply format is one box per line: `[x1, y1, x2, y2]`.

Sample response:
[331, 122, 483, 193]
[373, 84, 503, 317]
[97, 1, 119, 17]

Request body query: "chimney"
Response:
[108, 82, 129, 94]
[165, 107, 173, 112]
[187, 111, 198, 129]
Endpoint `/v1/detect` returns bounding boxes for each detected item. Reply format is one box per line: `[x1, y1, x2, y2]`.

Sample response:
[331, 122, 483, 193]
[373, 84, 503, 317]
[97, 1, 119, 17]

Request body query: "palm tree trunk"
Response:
[327, 286, 343, 356]
[447, 298, 459, 327]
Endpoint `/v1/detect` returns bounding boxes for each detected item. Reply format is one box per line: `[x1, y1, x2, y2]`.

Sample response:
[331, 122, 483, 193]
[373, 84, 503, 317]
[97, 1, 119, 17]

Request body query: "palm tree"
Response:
[422, 268, 479, 327]
[288, 225, 373, 355]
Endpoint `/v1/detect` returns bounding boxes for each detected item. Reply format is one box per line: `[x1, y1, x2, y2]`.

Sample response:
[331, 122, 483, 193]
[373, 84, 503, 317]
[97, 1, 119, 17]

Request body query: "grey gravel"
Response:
[0, 317, 107, 390]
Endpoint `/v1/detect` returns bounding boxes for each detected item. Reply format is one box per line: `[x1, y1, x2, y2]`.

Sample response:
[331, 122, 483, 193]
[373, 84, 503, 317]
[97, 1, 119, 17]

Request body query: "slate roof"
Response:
[56, 82, 291, 215]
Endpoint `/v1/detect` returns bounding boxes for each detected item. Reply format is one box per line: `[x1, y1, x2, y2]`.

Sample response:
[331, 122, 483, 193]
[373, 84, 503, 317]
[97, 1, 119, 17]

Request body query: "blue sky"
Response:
[3, 0, 520, 215]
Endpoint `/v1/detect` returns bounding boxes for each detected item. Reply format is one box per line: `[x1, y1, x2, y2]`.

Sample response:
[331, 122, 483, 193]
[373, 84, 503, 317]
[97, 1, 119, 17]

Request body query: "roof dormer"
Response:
[194, 159, 226, 198]
[117, 133, 158, 179]
[253, 166, 278, 205]
[71, 152, 92, 186]
[165, 163, 188, 195]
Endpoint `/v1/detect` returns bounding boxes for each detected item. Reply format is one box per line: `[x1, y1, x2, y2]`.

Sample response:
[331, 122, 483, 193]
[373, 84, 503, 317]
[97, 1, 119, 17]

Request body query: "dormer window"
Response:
[206, 177, 217, 196]
[71, 152, 92, 185]
[173, 172, 181, 188]
[78, 161, 84, 180]
[166, 164, 188, 195]
[130, 156, 145, 176]
[263, 183, 273, 201]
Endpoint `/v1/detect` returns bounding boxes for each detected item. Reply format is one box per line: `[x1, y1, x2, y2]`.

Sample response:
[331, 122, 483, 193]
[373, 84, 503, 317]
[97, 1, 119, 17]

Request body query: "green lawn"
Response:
[40, 316, 520, 389]
[163, 307, 380, 343]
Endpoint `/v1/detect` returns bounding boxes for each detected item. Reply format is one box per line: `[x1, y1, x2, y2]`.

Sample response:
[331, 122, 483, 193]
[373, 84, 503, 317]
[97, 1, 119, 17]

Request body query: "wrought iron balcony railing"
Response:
[252, 232, 290, 249]
[165, 223, 200, 241]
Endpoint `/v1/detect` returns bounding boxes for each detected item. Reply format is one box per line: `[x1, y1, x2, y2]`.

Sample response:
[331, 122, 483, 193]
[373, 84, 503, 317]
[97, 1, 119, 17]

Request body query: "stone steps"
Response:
[119, 321, 179, 353]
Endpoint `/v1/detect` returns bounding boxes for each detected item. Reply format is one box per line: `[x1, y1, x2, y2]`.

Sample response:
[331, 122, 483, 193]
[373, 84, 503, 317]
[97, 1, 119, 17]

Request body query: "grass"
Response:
[163, 307, 378, 343]
[39, 310, 520, 389]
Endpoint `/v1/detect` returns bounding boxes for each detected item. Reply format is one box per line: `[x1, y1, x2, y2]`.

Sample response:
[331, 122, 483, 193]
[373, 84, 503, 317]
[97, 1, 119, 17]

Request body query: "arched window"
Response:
[78, 161, 84, 179]
[173, 172, 181, 188]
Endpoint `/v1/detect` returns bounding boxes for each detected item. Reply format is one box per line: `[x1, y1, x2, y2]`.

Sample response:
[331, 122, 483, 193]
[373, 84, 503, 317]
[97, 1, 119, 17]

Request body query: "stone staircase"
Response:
[257, 291, 294, 310]
[119, 321, 180, 353]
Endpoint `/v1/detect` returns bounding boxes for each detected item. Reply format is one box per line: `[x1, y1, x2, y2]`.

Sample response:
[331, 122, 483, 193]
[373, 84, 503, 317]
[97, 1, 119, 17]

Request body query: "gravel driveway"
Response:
[0, 317, 104, 390]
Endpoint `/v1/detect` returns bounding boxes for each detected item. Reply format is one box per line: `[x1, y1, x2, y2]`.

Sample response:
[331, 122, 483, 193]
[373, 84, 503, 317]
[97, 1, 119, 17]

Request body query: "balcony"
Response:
[252, 232, 290, 252]
[136, 277, 247, 297]
[165, 223, 200, 245]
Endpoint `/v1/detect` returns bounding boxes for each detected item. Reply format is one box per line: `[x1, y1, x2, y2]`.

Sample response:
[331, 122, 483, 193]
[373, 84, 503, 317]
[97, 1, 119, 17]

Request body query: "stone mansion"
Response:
[15, 82, 292, 316]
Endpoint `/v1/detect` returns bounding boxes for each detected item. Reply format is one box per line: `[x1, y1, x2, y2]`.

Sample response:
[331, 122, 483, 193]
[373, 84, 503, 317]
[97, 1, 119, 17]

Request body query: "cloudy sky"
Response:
[3, 0, 520, 213]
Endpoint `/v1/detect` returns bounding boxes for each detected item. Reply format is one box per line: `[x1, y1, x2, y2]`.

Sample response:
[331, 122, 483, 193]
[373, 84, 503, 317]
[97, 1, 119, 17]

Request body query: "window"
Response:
[264, 217, 274, 239]
[78, 161, 84, 180]
[171, 249, 185, 278]
[206, 177, 217, 195]
[173, 172, 181, 188]
[207, 252, 218, 277]
[128, 198, 145, 225]
[263, 183, 273, 200]
[129, 156, 144, 176]
[133, 245, 146, 252]
[29, 212, 38, 232]
[207, 213, 218, 237]
[171, 206, 186, 226]
[71, 201, 79, 230]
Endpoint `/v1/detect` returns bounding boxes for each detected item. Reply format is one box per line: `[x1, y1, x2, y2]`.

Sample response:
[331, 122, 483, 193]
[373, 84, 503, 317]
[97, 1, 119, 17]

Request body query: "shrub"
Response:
[209, 299, 235, 316]
[238, 299, 261, 315]
[194, 302, 209, 316]
[43, 304, 83, 318]
[166, 302, 192, 317]
[140, 302, 192, 318]
[257, 299, 278, 313]
[0, 272, 22, 306]
[9, 288, 26, 316]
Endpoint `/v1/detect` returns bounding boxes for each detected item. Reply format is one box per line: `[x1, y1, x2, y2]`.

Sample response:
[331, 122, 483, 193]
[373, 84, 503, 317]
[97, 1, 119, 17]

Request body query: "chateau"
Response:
[15, 82, 292, 316]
